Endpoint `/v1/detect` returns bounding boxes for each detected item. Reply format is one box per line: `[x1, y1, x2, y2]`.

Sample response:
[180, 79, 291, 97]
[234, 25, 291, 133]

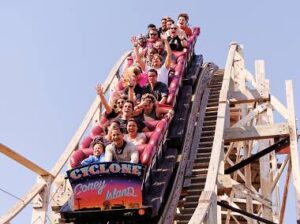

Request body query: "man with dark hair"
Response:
[116, 100, 149, 133]
[146, 23, 157, 39]
[177, 13, 192, 37]
[142, 69, 168, 104]
[158, 18, 168, 37]
[104, 129, 139, 164]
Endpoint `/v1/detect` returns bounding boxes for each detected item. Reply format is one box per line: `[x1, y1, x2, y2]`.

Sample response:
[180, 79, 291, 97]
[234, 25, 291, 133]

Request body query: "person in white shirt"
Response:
[105, 129, 139, 164]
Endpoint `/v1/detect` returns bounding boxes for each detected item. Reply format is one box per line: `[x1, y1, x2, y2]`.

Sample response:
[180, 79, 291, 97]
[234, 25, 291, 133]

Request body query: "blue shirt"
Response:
[80, 154, 105, 166]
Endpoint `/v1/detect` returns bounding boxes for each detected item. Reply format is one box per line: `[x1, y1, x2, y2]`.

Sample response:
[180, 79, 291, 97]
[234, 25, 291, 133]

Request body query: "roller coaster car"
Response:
[60, 162, 152, 223]
[60, 26, 201, 223]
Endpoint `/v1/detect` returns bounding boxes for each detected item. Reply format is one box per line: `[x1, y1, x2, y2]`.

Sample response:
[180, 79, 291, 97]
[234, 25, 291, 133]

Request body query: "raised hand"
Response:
[95, 83, 104, 96]
[160, 33, 167, 41]
[130, 36, 138, 47]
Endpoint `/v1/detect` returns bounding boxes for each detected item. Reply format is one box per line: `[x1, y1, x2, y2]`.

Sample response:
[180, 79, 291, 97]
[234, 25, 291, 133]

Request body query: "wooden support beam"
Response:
[285, 80, 300, 222]
[271, 154, 290, 192]
[224, 123, 289, 142]
[229, 88, 269, 104]
[217, 175, 272, 208]
[0, 182, 46, 224]
[188, 191, 217, 224]
[226, 157, 258, 194]
[225, 138, 290, 174]
[255, 60, 273, 221]
[279, 160, 292, 224]
[217, 201, 276, 224]
[231, 103, 268, 128]
[31, 176, 52, 224]
[270, 95, 288, 120]
[0, 143, 53, 177]
[219, 194, 251, 222]
[219, 43, 237, 103]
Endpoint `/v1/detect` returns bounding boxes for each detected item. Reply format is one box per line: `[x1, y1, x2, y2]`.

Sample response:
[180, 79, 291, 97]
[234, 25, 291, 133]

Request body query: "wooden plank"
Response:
[285, 80, 300, 222]
[229, 88, 269, 104]
[0, 182, 46, 224]
[231, 103, 268, 128]
[270, 95, 288, 120]
[188, 191, 217, 224]
[267, 79, 280, 220]
[224, 123, 289, 142]
[219, 43, 238, 103]
[279, 160, 292, 224]
[31, 176, 52, 224]
[241, 104, 254, 224]
[0, 143, 52, 177]
[219, 195, 251, 222]
[255, 60, 273, 221]
[205, 100, 227, 190]
[50, 51, 130, 178]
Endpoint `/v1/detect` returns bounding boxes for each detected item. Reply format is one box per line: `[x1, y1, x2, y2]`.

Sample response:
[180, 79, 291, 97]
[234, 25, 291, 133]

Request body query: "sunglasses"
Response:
[150, 33, 158, 36]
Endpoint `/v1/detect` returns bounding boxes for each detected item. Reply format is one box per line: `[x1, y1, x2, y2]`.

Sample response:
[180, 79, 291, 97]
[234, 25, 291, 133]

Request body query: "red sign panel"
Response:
[67, 162, 144, 211]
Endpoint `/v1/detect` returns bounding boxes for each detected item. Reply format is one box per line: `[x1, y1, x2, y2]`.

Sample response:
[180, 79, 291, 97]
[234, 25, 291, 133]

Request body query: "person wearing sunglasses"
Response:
[167, 24, 187, 51]
[134, 33, 172, 86]
[147, 28, 159, 48]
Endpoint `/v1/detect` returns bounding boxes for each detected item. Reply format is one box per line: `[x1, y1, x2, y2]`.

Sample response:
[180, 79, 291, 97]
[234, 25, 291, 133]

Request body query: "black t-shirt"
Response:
[124, 85, 144, 101]
[116, 117, 146, 134]
[167, 35, 184, 51]
[104, 110, 119, 120]
[142, 82, 169, 101]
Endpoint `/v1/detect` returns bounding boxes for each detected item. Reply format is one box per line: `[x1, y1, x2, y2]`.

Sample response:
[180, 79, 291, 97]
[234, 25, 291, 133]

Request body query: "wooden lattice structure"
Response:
[187, 43, 300, 224]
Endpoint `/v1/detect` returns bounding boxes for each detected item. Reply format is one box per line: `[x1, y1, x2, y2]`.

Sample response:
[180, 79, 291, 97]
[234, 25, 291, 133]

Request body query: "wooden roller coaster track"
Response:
[0, 43, 300, 224]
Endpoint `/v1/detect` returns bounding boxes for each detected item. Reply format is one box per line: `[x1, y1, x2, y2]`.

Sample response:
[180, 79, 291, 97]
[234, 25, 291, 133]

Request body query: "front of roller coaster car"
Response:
[60, 162, 152, 221]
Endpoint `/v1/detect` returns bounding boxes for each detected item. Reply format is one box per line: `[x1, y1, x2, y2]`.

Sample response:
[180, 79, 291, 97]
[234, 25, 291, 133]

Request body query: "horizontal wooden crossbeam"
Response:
[229, 88, 269, 104]
[224, 123, 289, 142]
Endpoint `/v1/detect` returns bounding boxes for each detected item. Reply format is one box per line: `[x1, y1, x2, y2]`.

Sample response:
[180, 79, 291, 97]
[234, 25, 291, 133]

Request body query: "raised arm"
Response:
[161, 33, 172, 70]
[96, 83, 113, 114]
[131, 36, 146, 71]
[179, 32, 188, 48]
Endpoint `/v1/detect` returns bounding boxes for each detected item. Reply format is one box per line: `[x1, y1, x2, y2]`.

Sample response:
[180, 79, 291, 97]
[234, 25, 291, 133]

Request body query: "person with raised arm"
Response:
[134, 93, 174, 121]
[167, 24, 187, 51]
[96, 83, 124, 120]
[116, 100, 149, 133]
[135, 33, 172, 86]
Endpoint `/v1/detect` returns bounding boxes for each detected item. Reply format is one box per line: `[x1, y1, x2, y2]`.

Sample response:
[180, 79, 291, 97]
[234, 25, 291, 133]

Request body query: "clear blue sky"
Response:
[0, 1, 299, 223]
